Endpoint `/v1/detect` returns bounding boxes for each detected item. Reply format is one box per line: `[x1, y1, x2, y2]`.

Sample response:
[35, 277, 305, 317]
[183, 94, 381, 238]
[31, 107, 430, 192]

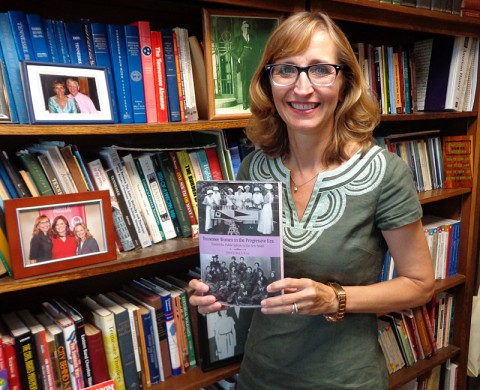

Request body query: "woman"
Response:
[213, 310, 237, 360]
[190, 12, 434, 389]
[28, 215, 52, 264]
[256, 183, 274, 234]
[202, 189, 215, 232]
[73, 223, 100, 255]
[51, 215, 77, 259]
[48, 80, 78, 114]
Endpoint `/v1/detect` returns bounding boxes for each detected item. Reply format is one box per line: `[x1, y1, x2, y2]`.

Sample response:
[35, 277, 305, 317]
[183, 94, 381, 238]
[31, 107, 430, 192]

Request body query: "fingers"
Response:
[188, 278, 224, 315]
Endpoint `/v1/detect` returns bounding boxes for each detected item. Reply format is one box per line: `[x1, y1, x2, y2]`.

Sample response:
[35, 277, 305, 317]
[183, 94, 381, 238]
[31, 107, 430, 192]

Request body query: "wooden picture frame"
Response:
[4, 190, 117, 279]
[21, 61, 114, 124]
[199, 307, 254, 371]
[202, 9, 281, 120]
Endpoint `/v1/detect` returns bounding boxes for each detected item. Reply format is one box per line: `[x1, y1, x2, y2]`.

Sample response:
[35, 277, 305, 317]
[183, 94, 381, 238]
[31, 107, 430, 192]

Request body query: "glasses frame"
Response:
[265, 63, 343, 87]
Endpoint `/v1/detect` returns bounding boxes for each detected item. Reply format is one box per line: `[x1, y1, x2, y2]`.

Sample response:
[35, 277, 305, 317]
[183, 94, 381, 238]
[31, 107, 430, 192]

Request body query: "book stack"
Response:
[0, 9, 200, 124]
[350, 36, 479, 115]
[461, 0, 480, 18]
[0, 271, 201, 388]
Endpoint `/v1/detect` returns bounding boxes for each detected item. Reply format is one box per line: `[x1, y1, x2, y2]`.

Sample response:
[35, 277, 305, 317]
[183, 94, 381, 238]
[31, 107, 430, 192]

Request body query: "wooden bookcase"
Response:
[0, 0, 479, 389]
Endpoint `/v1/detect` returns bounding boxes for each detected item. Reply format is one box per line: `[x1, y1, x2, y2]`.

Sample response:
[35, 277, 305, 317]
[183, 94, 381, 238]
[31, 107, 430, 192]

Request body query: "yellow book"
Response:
[176, 150, 198, 221]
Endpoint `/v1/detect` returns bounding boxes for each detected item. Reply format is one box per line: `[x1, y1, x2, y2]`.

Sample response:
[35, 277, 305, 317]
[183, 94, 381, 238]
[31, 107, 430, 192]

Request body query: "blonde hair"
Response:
[246, 11, 380, 166]
[32, 215, 50, 236]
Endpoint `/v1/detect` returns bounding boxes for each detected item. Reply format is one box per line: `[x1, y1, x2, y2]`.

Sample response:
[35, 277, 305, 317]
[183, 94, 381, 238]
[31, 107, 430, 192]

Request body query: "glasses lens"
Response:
[309, 64, 337, 86]
[270, 64, 298, 86]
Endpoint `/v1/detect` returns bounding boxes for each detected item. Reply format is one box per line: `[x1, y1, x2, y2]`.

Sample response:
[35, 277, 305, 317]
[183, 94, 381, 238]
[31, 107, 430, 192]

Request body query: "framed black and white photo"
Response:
[0, 62, 12, 122]
[21, 61, 114, 124]
[199, 307, 255, 371]
[202, 9, 281, 120]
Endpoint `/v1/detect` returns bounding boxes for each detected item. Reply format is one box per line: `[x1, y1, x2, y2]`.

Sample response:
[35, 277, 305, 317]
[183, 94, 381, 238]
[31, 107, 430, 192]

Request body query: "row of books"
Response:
[380, 215, 461, 282]
[378, 292, 455, 375]
[0, 272, 202, 389]
[352, 36, 479, 115]
[398, 360, 458, 390]
[0, 10, 200, 124]
[372, 0, 464, 15]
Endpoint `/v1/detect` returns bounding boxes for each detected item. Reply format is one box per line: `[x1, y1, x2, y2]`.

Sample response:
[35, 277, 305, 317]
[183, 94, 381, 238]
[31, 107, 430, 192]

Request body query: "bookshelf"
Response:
[0, 0, 479, 389]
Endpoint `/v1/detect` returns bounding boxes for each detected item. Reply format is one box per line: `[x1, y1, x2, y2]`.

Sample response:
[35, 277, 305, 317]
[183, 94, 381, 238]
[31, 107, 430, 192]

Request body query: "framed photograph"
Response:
[4, 190, 117, 279]
[0, 62, 12, 122]
[21, 61, 114, 124]
[199, 306, 255, 371]
[202, 9, 281, 120]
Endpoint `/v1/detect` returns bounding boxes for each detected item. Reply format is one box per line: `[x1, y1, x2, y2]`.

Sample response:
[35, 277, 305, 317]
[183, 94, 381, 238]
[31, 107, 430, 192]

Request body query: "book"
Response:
[130, 21, 157, 123]
[80, 19, 96, 66]
[76, 296, 126, 390]
[16, 150, 54, 196]
[36, 154, 64, 195]
[52, 20, 70, 63]
[188, 35, 208, 119]
[160, 29, 182, 122]
[0, 334, 10, 388]
[172, 31, 186, 122]
[150, 30, 168, 123]
[0, 320, 22, 390]
[0, 150, 30, 197]
[26, 13, 51, 62]
[412, 306, 434, 358]
[0, 45, 18, 123]
[99, 147, 151, 248]
[87, 159, 136, 251]
[124, 24, 147, 123]
[0, 311, 40, 390]
[442, 135, 473, 188]
[197, 180, 283, 306]
[59, 145, 90, 193]
[7, 10, 35, 61]
[84, 321, 110, 385]
[19, 170, 39, 197]
[63, 21, 90, 64]
[107, 24, 134, 123]
[94, 294, 141, 389]
[175, 150, 198, 221]
[42, 19, 59, 63]
[41, 301, 84, 390]
[17, 309, 56, 390]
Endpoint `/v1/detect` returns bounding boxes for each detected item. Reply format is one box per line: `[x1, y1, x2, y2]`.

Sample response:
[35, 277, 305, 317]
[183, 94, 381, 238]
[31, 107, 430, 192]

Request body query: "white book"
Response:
[413, 39, 433, 111]
[463, 37, 479, 112]
[445, 36, 473, 111]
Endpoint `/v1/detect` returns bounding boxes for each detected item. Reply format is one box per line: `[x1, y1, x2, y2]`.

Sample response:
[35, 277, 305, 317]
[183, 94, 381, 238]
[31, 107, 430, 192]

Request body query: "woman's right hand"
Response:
[188, 279, 225, 315]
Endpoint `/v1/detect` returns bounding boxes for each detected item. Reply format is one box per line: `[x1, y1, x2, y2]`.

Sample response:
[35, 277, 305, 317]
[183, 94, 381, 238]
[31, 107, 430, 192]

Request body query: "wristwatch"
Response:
[324, 282, 347, 322]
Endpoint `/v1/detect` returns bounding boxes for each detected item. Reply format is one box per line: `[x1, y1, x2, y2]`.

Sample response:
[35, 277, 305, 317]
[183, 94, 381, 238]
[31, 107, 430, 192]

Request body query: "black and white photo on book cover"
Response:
[197, 180, 283, 308]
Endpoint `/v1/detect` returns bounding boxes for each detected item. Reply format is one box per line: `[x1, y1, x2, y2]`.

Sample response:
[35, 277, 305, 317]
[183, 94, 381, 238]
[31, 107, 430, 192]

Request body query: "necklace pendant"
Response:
[294, 186, 298, 193]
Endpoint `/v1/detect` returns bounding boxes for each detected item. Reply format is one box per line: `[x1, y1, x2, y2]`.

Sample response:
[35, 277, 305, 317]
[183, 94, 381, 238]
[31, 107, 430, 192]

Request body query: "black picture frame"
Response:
[21, 61, 114, 124]
[199, 306, 255, 371]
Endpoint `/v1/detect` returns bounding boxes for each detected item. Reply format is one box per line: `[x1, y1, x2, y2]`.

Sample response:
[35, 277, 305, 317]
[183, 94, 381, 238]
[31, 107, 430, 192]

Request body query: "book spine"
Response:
[204, 147, 224, 180]
[17, 151, 54, 196]
[80, 19, 96, 66]
[175, 150, 198, 221]
[85, 325, 109, 384]
[7, 10, 35, 61]
[0, 156, 20, 198]
[124, 25, 147, 123]
[42, 146, 78, 194]
[52, 20, 70, 63]
[172, 31, 186, 122]
[59, 146, 89, 192]
[138, 307, 160, 384]
[100, 148, 151, 248]
[177, 290, 196, 368]
[26, 13, 51, 61]
[42, 19, 59, 62]
[90, 22, 119, 123]
[106, 24, 134, 123]
[2, 335, 22, 390]
[36, 154, 64, 195]
[0, 150, 30, 197]
[0, 13, 30, 123]
[160, 29, 181, 122]
[63, 21, 90, 64]
[196, 149, 213, 180]
[130, 21, 157, 123]
[151, 30, 169, 123]
[0, 44, 19, 123]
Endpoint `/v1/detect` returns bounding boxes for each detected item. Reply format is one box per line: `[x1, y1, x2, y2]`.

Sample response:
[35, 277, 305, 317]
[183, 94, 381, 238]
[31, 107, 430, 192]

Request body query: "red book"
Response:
[84, 322, 110, 385]
[151, 31, 169, 123]
[130, 21, 158, 123]
[412, 306, 434, 358]
[204, 146, 224, 180]
[0, 321, 22, 390]
[172, 31, 186, 122]
[84, 378, 115, 390]
[169, 151, 197, 225]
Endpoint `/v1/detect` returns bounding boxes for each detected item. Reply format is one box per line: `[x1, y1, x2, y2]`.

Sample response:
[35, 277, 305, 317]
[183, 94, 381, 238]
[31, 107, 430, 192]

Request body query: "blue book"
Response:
[196, 149, 213, 180]
[42, 19, 59, 62]
[0, 13, 29, 123]
[0, 157, 19, 198]
[160, 29, 181, 122]
[26, 13, 50, 61]
[64, 21, 90, 64]
[91, 22, 119, 123]
[106, 24, 134, 123]
[80, 19, 96, 66]
[386, 46, 397, 115]
[0, 37, 19, 123]
[52, 20, 70, 63]
[124, 25, 147, 123]
[7, 10, 35, 61]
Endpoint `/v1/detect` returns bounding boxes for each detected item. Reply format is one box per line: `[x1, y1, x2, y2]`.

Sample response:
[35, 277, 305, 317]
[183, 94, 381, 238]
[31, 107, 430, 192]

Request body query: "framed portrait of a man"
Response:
[202, 9, 281, 120]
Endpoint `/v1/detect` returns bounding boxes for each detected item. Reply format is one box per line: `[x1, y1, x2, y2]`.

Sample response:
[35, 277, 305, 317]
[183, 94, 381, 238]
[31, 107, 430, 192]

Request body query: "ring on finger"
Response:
[291, 302, 298, 315]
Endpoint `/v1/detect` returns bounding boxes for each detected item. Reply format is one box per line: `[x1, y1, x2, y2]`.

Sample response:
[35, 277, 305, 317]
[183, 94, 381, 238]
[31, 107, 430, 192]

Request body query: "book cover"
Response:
[124, 25, 147, 123]
[175, 150, 198, 221]
[188, 35, 208, 120]
[442, 135, 473, 188]
[36, 154, 64, 195]
[172, 31, 186, 122]
[197, 180, 283, 307]
[160, 29, 181, 122]
[150, 30, 168, 123]
[196, 148, 213, 181]
[16, 150, 54, 196]
[90, 22, 119, 123]
[7, 10, 35, 61]
[25, 13, 51, 62]
[80, 19, 96, 66]
[129, 21, 157, 123]
[59, 145, 90, 193]
[42, 19, 59, 63]
[63, 21, 90, 64]
[52, 20, 70, 64]
[84, 322, 110, 385]
[106, 24, 134, 123]
[0, 320, 22, 390]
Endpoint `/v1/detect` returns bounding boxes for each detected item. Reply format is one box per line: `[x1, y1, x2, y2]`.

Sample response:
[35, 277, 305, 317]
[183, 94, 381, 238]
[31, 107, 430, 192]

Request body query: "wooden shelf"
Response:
[418, 188, 471, 204]
[389, 345, 461, 389]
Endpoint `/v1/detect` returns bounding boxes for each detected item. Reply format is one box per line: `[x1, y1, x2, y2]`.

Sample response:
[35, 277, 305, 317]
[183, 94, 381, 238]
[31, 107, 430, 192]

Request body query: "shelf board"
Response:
[0, 238, 199, 294]
[434, 274, 465, 293]
[388, 345, 460, 389]
[418, 188, 471, 204]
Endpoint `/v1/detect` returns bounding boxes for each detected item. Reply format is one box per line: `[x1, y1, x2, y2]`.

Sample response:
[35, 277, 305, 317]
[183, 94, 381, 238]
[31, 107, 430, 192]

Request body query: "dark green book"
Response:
[16, 150, 54, 196]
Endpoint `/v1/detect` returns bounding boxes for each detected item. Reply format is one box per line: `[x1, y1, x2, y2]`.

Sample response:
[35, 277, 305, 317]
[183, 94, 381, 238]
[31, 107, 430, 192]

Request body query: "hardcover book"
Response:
[197, 180, 283, 307]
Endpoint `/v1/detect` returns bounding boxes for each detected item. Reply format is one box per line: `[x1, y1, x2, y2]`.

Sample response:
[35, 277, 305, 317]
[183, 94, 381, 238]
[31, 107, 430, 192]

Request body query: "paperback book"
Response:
[197, 180, 283, 307]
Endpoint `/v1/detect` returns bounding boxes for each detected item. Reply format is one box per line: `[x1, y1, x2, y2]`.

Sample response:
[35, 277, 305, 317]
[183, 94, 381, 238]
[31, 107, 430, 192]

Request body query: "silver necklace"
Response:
[290, 172, 319, 193]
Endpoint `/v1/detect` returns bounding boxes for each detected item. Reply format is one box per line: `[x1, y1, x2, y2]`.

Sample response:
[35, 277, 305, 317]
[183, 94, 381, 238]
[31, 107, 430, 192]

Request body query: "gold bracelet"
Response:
[323, 282, 347, 322]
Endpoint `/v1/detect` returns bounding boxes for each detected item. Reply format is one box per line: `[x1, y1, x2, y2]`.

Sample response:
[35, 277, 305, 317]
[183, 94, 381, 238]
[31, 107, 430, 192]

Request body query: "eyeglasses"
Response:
[265, 63, 343, 87]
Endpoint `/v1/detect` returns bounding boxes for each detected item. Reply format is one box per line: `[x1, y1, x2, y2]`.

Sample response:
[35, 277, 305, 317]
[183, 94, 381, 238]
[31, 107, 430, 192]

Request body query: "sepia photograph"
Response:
[202, 9, 281, 120]
[0, 62, 12, 122]
[21, 61, 114, 124]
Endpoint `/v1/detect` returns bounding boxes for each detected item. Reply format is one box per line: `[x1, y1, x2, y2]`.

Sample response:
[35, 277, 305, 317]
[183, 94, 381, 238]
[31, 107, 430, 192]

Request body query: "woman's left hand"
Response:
[260, 277, 338, 315]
